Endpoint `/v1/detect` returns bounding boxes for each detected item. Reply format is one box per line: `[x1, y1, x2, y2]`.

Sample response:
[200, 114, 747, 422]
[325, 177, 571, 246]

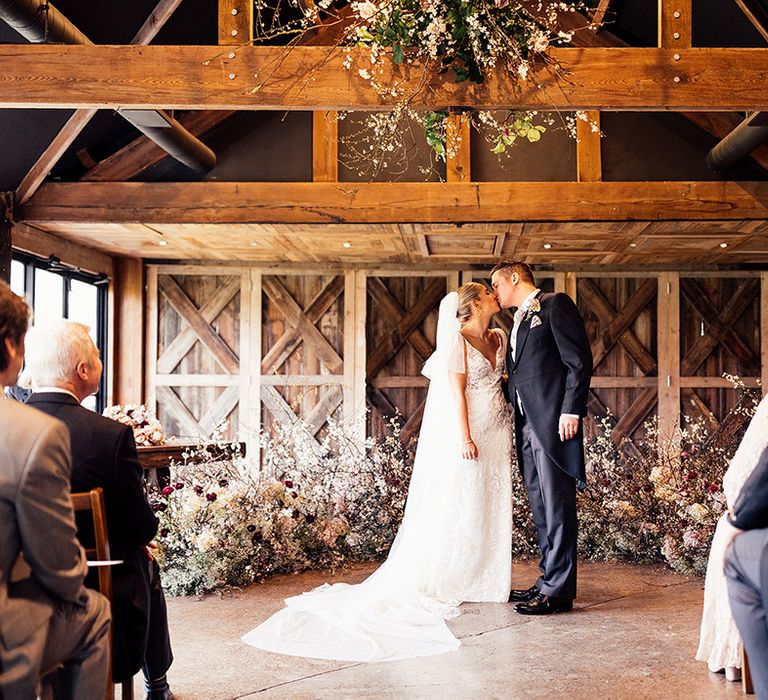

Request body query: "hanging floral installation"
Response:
[248, 0, 601, 177]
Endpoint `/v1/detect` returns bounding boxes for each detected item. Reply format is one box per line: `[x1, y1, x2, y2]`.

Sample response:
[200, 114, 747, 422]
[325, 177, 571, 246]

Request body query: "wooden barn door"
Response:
[678, 273, 761, 431]
[578, 274, 659, 447]
[366, 272, 457, 444]
[260, 271, 361, 446]
[147, 266, 256, 444]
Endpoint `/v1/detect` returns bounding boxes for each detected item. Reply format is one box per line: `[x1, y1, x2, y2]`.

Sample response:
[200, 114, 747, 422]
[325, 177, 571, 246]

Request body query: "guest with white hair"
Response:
[0, 283, 111, 699]
[24, 320, 174, 700]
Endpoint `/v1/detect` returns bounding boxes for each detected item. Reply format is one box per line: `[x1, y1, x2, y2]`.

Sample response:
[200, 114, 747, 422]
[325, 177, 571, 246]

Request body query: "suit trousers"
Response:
[519, 413, 578, 600]
[0, 589, 111, 700]
[142, 557, 173, 681]
[726, 528, 768, 699]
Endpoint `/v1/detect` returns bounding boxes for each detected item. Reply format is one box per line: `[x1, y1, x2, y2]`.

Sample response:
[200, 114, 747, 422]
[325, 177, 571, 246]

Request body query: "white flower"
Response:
[517, 62, 529, 80]
[529, 33, 549, 53]
[353, 0, 378, 19]
[358, 68, 371, 80]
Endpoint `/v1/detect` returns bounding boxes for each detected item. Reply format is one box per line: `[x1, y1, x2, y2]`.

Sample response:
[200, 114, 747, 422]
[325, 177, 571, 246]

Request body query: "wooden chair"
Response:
[742, 647, 754, 694]
[70, 488, 134, 700]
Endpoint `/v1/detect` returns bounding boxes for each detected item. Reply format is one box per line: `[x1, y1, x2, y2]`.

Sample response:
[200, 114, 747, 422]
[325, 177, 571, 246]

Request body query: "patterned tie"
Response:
[511, 306, 526, 362]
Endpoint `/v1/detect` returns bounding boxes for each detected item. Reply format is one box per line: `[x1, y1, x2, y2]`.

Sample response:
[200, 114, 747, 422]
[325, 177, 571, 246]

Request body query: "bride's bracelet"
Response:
[463, 439, 474, 444]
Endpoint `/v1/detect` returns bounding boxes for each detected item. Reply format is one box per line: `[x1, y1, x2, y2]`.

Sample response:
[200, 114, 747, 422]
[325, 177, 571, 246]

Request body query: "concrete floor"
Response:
[138, 560, 745, 699]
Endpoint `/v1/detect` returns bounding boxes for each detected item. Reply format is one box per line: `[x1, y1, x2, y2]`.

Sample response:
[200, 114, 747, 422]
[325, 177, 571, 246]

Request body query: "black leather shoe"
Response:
[509, 585, 539, 602]
[514, 593, 573, 615]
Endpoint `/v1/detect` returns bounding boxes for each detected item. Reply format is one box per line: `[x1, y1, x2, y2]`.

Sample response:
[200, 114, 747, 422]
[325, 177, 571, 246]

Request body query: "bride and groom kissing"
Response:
[243, 259, 593, 662]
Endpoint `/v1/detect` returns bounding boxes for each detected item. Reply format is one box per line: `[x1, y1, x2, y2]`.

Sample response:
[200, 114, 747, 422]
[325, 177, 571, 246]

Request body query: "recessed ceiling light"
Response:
[342, 241, 352, 248]
[543, 243, 552, 249]
[158, 240, 168, 247]
[250, 241, 258, 247]
[719, 242, 728, 248]
[629, 243, 637, 248]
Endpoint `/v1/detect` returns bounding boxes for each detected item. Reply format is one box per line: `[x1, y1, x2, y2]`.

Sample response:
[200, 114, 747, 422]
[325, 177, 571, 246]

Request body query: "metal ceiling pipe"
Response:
[0, 0, 216, 176]
[0, 0, 89, 44]
[706, 111, 768, 172]
[117, 109, 217, 175]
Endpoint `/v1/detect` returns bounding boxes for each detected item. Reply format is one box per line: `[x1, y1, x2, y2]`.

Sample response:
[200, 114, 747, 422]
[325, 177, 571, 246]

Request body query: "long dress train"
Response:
[242, 295, 513, 662]
[696, 392, 768, 673]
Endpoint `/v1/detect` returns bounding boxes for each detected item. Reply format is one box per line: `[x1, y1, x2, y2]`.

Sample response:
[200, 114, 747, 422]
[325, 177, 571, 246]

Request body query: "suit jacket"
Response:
[505, 291, 593, 483]
[0, 398, 88, 655]
[26, 392, 159, 681]
[730, 444, 768, 531]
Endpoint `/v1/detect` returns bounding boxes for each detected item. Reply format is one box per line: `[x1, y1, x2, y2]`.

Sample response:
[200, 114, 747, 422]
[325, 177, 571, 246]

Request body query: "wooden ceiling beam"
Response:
[732, 0, 768, 42]
[20, 180, 768, 224]
[2, 46, 768, 111]
[14, 0, 184, 203]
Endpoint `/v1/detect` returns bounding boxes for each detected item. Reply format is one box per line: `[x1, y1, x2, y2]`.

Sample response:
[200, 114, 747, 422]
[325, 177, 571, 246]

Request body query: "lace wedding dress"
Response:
[696, 393, 768, 674]
[242, 293, 513, 662]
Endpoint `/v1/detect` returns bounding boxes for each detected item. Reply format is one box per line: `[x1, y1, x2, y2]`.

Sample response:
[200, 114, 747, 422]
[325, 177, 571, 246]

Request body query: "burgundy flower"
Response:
[161, 486, 174, 496]
[292, 509, 300, 519]
[246, 524, 257, 532]
[284, 479, 294, 488]
[152, 502, 167, 512]
[193, 485, 204, 495]
[291, 491, 299, 499]
[305, 514, 316, 524]
[681, 451, 689, 459]
[251, 532, 263, 544]
[218, 479, 229, 488]
[160, 528, 170, 537]
[685, 470, 698, 481]
[708, 484, 720, 493]
[206, 493, 217, 502]
[174, 482, 184, 489]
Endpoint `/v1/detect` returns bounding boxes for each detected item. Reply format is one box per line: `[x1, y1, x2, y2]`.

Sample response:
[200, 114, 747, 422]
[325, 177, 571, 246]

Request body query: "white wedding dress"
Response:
[696, 392, 768, 674]
[242, 293, 513, 662]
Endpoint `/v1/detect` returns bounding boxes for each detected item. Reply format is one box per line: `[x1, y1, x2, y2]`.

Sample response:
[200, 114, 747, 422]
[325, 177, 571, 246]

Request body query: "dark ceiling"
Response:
[0, 0, 767, 194]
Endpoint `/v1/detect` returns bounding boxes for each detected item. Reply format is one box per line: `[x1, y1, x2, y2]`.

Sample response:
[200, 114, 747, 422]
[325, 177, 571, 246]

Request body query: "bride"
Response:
[696, 391, 768, 680]
[242, 282, 514, 662]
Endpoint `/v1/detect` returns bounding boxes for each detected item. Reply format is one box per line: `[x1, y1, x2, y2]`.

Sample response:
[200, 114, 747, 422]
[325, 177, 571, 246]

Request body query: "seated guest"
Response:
[0, 282, 111, 699]
[24, 320, 174, 700]
[725, 444, 768, 699]
[696, 393, 768, 680]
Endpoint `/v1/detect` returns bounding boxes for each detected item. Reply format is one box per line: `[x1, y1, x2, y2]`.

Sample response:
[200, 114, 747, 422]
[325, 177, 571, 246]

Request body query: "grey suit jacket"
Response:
[0, 397, 88, 652]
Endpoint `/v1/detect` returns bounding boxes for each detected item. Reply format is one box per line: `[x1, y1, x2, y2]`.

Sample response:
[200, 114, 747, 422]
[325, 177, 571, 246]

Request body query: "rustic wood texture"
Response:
[576, 111, 602, 182]
[155, 272, 242, 441]
[659, 0, 692, 48]
[313, 111, 339, 182]
[218, 0, 253, 44]
[26, 218, 768, 267]
[679, 276, 760, 424]
[260, 273, 346, 441]
[114, 258, 145, 405]
[3, 46, 768, 111]
[578, 276, 658, 445]
[446, 112, 471, 183]
[16, 0, 186, 204]
[22, 182, 768, 226]
[365, 275, 447, 443]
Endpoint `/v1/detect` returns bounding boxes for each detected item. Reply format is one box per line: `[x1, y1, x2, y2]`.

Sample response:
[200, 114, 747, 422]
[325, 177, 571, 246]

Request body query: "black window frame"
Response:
[12, 251, 109, 412]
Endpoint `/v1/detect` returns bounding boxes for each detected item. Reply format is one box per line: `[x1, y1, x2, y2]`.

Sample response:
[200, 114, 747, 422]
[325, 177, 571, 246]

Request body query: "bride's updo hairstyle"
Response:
[456, 282, 486, 324]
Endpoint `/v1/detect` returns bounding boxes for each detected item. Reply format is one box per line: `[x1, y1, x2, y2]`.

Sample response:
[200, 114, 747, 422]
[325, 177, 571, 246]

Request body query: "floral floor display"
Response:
[114, 384, 759, 596]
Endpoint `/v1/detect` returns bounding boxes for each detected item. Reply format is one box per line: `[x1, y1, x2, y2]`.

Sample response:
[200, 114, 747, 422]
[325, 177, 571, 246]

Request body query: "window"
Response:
[12, 251, 109, 412]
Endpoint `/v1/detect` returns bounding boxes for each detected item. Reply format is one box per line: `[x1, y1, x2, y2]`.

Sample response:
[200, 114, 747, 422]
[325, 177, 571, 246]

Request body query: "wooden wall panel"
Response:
[146, 265, 767, 460]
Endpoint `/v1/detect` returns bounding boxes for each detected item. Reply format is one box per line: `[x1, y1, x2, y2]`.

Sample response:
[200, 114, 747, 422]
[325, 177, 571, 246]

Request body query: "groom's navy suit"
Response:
[505, 290, 592, 600]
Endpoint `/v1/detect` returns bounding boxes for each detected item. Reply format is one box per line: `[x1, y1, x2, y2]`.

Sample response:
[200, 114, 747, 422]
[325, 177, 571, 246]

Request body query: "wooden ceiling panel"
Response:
[29, 220, 768, 265]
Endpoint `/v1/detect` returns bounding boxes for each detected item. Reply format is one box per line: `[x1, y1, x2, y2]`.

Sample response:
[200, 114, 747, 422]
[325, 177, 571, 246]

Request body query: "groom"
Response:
[491, 260, 592, 615]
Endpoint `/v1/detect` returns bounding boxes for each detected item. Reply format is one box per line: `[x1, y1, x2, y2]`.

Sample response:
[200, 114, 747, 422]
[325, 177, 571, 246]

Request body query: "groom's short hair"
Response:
[490, 259, 534, 284]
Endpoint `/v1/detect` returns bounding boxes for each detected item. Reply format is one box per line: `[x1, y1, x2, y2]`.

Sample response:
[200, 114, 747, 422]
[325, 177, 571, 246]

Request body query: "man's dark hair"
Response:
[490, 259, 535, 284]
[0, 281, 29, 372]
